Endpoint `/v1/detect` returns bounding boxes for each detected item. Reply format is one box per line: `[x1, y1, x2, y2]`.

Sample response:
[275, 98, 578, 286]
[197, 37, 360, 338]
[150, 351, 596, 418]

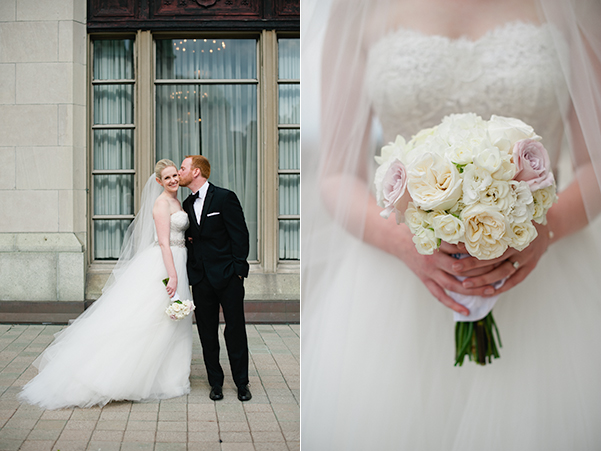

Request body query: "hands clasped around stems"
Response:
[396, 222, 551, 316]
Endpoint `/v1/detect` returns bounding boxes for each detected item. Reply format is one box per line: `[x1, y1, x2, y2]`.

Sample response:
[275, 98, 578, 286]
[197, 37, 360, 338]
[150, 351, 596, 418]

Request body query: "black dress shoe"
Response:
[237, 385, 252, 401]
[209, 386, 223, 401]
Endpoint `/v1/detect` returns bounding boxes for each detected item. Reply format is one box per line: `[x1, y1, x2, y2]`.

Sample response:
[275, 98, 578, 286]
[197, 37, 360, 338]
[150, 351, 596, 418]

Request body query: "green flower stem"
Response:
[454, 311, 502, 366]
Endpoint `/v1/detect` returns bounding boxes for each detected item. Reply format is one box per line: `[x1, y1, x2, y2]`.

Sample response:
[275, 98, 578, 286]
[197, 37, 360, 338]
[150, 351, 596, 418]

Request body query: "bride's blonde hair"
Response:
[154, 159, 176, 180]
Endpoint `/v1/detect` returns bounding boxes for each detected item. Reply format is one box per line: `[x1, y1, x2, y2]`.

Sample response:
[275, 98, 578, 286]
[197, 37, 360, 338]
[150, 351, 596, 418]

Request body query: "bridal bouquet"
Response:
[162, 278, 196, 321]
[374, 113, 557, 366]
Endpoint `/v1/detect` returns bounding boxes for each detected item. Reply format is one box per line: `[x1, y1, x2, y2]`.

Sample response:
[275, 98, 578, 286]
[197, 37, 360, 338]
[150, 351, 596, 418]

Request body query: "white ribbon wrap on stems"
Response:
[450, 254, 506, 322]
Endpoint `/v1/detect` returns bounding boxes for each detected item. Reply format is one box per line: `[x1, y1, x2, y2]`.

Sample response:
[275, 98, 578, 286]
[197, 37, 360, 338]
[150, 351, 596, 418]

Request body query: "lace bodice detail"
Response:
[155, 210, 189, 247]
[366, 21, 568, 164]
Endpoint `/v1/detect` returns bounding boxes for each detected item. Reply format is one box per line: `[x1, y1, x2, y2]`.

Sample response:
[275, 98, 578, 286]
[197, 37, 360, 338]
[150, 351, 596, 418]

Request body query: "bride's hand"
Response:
[457, 223, 552, 293]
[394, 227, 503, 316]
[166, 276, 178, 298]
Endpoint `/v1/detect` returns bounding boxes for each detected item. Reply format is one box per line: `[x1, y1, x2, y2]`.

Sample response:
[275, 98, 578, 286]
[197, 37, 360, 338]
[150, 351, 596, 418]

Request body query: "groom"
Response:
[178, 155, 251, 402]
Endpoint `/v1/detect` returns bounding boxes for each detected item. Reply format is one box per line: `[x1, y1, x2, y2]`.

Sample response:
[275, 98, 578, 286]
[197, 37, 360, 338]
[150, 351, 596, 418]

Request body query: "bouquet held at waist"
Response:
[162, 278, 196, 321]
[374, 113, 557, 366]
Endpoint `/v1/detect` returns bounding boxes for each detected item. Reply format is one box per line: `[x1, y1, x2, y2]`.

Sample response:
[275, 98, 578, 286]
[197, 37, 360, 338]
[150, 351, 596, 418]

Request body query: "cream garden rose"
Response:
[479, 180, 513, 213]
[407, 152, 463, 210]
[532, 184, 558, 224]
[461, 204, 509, 260]
[506, 221, 538, 251]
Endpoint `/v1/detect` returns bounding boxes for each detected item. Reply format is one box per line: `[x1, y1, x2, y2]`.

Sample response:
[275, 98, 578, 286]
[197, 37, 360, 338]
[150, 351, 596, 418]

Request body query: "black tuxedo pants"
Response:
[192, 275, 249, 388]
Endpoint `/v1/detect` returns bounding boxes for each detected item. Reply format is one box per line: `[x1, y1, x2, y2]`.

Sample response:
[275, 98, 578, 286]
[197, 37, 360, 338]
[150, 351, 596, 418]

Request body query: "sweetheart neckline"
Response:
[382, 20, 547, 46]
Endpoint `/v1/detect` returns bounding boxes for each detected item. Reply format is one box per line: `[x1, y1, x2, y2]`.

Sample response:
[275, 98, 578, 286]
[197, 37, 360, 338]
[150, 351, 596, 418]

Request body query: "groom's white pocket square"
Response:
[207, 212, 220, 217]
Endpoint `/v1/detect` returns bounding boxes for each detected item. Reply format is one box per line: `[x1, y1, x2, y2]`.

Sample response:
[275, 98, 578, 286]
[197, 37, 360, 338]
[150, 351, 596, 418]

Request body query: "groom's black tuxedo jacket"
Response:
[183, 183, 250, 290]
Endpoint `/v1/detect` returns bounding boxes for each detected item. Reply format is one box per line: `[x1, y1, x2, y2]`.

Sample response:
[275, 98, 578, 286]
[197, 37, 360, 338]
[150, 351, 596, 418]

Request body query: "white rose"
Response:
[462, 164, 493, 205]
[473, 146, 503, 173]
[491, 156, 516, 181]
[508, 181, 534, 224]
[404, 202, 430, 233]
[487, 115, 540, 153]
[532, 184, 558, 224]
[374, 135, 405, 166]
[412, 226, 439, 255]
[480, 180, 514, 214]
[404, 128, 441, 164]
[439, 113, 487, 137]
[429, 211, 465, 244]
[461, 204, 509, 260]
[407, 152, 463, 210]
[408, 126, 438, 148]
[446, 143, 474, 166]
[506, 221, 538, 251]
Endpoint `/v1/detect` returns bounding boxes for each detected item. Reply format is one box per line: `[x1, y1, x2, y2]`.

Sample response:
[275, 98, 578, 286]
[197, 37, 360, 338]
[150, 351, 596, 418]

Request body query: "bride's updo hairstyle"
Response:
[155, 159, 177, 179]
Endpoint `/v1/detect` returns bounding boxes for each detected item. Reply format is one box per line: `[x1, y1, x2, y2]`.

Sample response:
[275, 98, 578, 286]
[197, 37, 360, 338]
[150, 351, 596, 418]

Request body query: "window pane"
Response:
[156, 82, 258, 260]
[278, 37, 300, 261]
[94, 220, 131, 260]
[93, 85, 134, 125]
[279, 130, 300, 170]
[278, 85, 300, 124]
[279, 220, 299, 260]
[93, 40, 134, 80]
[156, 84, 202, 162]
[92, 38, 135, 261]
[278, 38, 300, 80]
[279, 174, 300, 216]
[93, 174, 134, 215]
[94, 129, 134, 170]
[156, 39, 257, 80]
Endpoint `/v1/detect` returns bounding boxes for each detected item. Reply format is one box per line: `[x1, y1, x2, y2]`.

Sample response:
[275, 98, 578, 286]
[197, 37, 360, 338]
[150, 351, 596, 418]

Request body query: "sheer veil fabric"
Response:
[301, 0, 601, 449]
[103, 174, 163, 294]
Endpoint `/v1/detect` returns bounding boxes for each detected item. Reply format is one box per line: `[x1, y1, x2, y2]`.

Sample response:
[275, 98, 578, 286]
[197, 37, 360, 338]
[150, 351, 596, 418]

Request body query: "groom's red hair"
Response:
[185, 155, 211, 179]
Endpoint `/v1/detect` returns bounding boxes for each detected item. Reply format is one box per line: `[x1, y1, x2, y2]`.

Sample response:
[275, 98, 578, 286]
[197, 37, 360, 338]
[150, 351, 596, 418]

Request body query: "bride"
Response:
[19, 159, 193, 410]
[302, 0, 601, 449]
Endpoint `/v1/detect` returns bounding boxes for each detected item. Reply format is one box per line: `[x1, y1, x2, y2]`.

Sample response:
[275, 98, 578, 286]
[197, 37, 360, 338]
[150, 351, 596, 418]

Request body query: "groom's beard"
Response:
[178, 175, 192, 188]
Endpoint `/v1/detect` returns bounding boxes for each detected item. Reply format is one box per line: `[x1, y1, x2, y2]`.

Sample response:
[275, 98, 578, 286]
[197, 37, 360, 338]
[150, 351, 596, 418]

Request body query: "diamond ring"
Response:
[512, 261, 520, 270]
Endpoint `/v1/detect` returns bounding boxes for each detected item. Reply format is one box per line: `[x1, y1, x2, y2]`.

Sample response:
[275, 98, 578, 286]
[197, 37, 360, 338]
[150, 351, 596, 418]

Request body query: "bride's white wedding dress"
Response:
[303, 22, 601, 450]
[20, 211, 193, 410]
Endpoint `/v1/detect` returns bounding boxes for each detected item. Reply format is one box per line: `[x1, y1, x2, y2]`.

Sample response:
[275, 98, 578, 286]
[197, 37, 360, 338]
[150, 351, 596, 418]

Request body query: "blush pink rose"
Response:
[381, 159, 408, 219]
[513, 139, 555, 191]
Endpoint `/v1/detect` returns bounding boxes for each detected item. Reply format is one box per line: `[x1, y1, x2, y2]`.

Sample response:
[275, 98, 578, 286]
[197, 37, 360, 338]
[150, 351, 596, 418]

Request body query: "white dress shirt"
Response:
[192, 181, 210, 225]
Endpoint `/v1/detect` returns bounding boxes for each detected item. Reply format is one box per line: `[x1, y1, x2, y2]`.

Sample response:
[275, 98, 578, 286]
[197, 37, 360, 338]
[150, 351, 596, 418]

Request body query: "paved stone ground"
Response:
[0, 323, 299, 451]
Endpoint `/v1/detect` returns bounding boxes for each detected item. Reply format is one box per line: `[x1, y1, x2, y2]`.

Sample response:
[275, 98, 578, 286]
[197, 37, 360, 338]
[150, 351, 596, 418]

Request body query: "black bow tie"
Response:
[191, 191, 200, 200]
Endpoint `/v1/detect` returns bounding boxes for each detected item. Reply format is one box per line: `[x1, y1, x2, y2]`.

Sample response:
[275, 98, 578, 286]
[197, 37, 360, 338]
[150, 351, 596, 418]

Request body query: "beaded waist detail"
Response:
[154, 239, 186, 248]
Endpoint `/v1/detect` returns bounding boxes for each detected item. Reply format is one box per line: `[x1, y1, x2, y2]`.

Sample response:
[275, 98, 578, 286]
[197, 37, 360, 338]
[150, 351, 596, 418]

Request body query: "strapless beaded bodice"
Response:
[366, 21, 568, 165]
[155, 210, 189, 248]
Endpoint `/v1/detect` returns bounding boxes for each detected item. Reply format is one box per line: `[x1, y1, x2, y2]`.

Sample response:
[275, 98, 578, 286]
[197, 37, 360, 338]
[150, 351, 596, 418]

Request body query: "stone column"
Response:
[0, 0, 87, 307]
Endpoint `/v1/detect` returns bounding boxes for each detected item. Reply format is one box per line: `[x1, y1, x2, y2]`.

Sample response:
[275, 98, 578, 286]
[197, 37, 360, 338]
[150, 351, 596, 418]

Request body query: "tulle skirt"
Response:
[19, 245, 193, 410]
[302, 218, 601, 450]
